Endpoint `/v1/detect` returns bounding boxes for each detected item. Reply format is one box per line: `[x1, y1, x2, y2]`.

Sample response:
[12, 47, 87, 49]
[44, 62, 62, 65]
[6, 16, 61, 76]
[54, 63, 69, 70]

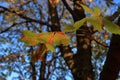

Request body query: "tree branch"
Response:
[61, 0, 74, 16]
[93, 37, 109, 48]
[107, 8, 120, 21]
[0, 21, 30, 33]
[0, 6, 53, 27]
[0, 10, 5, 13]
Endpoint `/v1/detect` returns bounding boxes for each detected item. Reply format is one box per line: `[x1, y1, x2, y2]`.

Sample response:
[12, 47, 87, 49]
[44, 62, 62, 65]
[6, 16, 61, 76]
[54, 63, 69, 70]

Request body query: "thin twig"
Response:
[0, 21, 30, 33]
[93, 38, 109, 48]
[0, 6, 53, 27]
[61, 0, 74, 16]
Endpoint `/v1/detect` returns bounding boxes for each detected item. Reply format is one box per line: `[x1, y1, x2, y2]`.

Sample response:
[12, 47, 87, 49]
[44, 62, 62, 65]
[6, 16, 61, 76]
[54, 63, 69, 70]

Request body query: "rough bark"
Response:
[74, 28, 94, 80]
[48, 0, 94, 80]
[72, 0, 94, 80]
[48, 0, 60, 31]
[100, 34, 120, 80]
[100, 19, 120, 80]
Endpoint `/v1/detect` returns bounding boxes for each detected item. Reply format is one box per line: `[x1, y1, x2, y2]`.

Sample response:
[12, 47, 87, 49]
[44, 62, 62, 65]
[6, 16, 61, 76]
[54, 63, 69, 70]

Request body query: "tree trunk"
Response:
[48, 0, 94, 80]
[48, 0, 60, 31]
[100, 18, 120, 80]
[100, 34, 120, 80]
[71, 0, 94, 80]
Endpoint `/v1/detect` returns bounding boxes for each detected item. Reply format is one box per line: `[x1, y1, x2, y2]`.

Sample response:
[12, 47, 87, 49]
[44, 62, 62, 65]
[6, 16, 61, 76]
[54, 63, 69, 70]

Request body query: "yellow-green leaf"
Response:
[102, 18, 120, 34]
[86, 17, 103, 31]
[74, 18, 87, 31]
[45, 43, 56, 52]
[54, 32, 70, 46]
[20, 30, 70, 52]
[20, 30, 40, 46]
[73, 16, 103, 31]
[80, 4, 95, 15]
[93, 6, 101, 16]
[63, 24, 74, 32]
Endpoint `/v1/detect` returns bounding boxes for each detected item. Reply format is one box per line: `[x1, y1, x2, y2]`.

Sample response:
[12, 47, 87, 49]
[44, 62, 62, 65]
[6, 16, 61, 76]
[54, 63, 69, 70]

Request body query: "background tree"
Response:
[100, 17, 120, 80]
[0, 0, 120, 80]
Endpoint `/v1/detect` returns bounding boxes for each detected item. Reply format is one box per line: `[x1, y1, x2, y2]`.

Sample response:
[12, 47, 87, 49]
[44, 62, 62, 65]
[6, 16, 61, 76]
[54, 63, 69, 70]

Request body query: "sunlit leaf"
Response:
[20, 30, 45, 46]
[89, 0, 93, 2]
[20, 30, 40, 46]
[20, 30, 70, 52]
[86, 17, 103, 31]
[102, 18, 120, 34]
[39, 32, 70, 46]
[93, 6, 101, 16]
[54, 32, 70, 46]
[49, 0, 60, 7]
[63, 24, 74, 32]
[74, 18, 86, 31]
[45, 43, 56, 52]
[74, 16, 103, 31]
[38, 32, 56, 45]
[81, 0, 86, 4]
[80, 4, 95, 16]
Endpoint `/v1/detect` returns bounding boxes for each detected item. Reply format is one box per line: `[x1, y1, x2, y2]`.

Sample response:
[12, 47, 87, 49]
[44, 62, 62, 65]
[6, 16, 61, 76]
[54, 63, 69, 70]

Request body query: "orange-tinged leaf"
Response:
[89, 0, 93, 2]
[56, 32, 66, 36]
[48, 37, 54, 44]
[20, 30, 70, 52]
[20, 34, 39, 46]
[20, 30, 45, 46]
[54, 32, 70, 46]
[37, 34, 42, 37]
[49, 0, 60, 7]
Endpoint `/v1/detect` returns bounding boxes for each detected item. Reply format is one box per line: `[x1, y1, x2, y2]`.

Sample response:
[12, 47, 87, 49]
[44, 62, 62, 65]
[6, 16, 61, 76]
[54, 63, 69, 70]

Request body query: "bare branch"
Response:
[93, 37, 109, 48]
[59, 6, 65, 20]
[0, 6, 53, 27]
[61, 0, 74, 16]
[0, 10, 5, 13]
[0, 21, 30, 33]
[107, 8, 120, 21]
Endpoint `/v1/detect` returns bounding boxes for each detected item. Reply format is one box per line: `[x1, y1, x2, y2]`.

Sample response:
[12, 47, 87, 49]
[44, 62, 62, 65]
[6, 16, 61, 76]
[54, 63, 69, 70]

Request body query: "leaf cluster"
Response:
[63, 4, 120, 35]
[20, 30, 70, 52]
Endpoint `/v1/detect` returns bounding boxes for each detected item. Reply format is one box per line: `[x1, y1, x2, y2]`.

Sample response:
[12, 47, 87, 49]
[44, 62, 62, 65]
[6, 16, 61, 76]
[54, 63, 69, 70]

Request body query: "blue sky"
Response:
[0, 2, 7, 7]
[0, 0, 120, 80]
[114, 0, 120, 3]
